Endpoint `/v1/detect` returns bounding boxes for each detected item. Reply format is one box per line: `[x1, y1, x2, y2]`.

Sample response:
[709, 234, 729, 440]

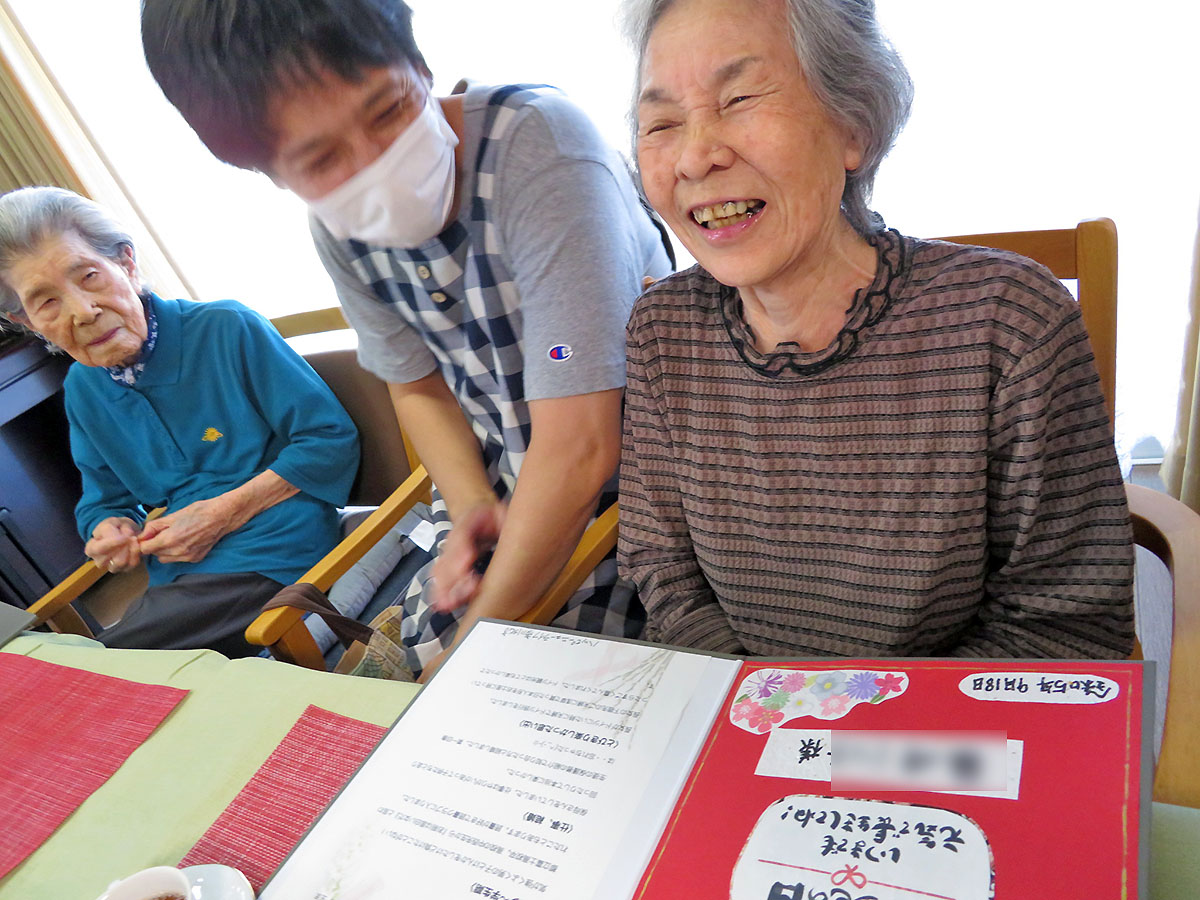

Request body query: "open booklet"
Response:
[260, 620, 1151, 900]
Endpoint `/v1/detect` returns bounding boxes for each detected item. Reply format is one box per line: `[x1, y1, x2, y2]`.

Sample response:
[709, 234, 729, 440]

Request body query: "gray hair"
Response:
[621, 0, 913, 236]
[0, 187, 137, 326]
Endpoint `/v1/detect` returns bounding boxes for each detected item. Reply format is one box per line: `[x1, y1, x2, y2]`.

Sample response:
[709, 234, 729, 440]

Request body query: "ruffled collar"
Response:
[721, 228, 907, 378]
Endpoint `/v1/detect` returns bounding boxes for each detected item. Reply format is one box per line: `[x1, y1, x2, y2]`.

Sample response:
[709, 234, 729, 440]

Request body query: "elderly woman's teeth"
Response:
[692, 200, 763, 229]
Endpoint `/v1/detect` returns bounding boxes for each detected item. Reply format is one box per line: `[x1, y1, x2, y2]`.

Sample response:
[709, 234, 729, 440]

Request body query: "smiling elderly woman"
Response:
[617, 0, 1135, 659]
[0, 186, 359, 655]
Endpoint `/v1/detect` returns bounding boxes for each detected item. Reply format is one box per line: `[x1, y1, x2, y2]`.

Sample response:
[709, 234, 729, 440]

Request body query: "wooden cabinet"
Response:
[0, 335, 83, 608]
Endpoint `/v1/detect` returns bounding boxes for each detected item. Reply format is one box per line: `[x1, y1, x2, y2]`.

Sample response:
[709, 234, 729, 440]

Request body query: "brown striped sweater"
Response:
[618, 230, 1135, 660]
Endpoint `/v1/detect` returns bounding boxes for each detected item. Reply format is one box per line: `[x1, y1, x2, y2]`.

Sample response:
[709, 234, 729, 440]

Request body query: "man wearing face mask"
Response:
[142, 0, 672, 680]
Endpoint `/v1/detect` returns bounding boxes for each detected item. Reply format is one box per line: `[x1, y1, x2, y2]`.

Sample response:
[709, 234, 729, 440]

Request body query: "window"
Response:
[6, 0, 1196, 462]
[873, 0, 1200, 467]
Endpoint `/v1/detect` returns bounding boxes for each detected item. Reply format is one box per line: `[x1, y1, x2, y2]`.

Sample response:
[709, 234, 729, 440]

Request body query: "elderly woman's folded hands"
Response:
[86, 500, 233, 571]
[137, 469, 301, 565]
[86, 501, 234, 570]
[136, 500, 232, 565]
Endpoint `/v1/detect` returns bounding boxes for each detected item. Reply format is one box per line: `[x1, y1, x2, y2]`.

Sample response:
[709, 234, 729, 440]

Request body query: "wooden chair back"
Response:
[272, 307, 417, 506]
[938, 219, 1200, 808]
[936, 218, 1118, 424]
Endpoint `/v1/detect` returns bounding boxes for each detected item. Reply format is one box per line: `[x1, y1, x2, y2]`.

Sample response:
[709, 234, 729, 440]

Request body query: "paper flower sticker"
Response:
[730, 668, 908, 733]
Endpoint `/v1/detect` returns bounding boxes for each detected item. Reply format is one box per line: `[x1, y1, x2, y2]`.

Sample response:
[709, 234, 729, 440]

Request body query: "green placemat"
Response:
[1151, 802, 1200, 899]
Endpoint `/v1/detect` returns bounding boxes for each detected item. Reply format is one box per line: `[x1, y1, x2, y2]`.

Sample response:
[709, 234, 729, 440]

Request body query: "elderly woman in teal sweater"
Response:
[0, 186, 358, 656]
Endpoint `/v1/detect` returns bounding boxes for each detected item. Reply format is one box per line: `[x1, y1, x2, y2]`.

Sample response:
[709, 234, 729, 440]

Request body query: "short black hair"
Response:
[141, 0, 427, 171]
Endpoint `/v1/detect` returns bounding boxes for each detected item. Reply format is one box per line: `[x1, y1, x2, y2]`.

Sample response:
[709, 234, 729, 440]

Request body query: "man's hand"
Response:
[137, 497, 234, 564]
[85, 517, 142, 572]
[430, 501, 507, 612]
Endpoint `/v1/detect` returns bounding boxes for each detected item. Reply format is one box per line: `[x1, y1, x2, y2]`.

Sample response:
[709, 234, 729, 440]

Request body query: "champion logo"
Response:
[547, 344, 573, 361]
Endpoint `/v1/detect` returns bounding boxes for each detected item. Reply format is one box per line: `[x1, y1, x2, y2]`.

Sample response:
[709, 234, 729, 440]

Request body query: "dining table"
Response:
[1, 631, 1197, 900]
[0, 631, 418, 900]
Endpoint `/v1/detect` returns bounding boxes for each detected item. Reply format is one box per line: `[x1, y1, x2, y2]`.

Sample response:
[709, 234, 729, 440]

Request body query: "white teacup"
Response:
[96, 865, 190, 900]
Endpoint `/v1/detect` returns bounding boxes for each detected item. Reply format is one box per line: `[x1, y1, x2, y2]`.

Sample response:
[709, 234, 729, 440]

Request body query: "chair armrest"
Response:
[517, 503, 619, 627]
[1127, 483, 1200, 807]
[256, 612, 327, 670]
[271, 306, 349, 339]
[244, 465, 433, 665]
[26, 559, 104, 637]
[26, 505, 167, 639]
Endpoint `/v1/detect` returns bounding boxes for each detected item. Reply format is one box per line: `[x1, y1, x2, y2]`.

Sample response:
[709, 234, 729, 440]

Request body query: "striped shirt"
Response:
[619, 229, 1135, 660]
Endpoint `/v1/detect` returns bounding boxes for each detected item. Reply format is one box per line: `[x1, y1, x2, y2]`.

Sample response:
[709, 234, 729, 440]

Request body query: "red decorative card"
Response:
[255, 622, 1150, 900]
[635, 658, 1146, 900]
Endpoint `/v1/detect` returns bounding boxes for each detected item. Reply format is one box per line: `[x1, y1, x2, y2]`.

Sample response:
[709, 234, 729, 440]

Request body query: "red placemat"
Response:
[0, 654, 188, 879]
[181, 704, 386, 891]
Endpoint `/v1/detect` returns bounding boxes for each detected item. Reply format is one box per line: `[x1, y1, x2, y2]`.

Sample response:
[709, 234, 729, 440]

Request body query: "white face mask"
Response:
[310, 93, 459, 247]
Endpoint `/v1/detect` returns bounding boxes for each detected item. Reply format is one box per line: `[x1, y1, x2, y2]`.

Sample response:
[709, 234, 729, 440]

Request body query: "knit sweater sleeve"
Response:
[953, 303, 1135, 659]
[618, 298, 748, 654]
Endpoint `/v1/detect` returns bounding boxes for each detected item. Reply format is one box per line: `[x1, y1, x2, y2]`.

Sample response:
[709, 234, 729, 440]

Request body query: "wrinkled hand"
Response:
[85, 517, 142, 572]
[137, 497, 233, 564]
[430, 501, 507, 612]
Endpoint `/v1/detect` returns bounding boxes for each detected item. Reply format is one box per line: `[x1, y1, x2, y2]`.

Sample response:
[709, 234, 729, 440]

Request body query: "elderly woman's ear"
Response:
[117, 243, 141, 287]
[843, 127, 866, 174]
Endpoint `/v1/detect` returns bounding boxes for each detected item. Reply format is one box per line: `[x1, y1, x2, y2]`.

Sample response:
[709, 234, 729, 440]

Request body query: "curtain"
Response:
[0, 48, 81, 192]
[1163, 201, 1200, 511]
[0, 0, 193, 300]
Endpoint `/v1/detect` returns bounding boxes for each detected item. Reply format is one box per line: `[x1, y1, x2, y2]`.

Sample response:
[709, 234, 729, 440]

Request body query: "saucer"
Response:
[182, 865, 255, 899]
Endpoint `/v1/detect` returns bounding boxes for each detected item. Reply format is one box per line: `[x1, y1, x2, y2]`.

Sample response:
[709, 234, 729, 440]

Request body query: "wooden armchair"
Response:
[1126, 483, 1200, 808]
[244, 308, 620, 668]
[234, 305, 431, 666]
[26, 535, 143, 637]
[938, 220, 1200, 807]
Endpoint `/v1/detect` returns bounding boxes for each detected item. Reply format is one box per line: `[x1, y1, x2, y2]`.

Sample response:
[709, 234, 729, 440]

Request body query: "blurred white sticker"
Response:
[931, 741, 1023, 801]
[832, 731, 1007, 793]
[407, 519, 438, 552]
[755, 730, 1023, 800]
[731, 796, 992, 900]
[959, 672, 1119, 703]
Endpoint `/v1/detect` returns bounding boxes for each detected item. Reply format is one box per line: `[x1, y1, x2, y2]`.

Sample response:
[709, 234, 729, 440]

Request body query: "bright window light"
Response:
[7, 0, 1197, 462]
